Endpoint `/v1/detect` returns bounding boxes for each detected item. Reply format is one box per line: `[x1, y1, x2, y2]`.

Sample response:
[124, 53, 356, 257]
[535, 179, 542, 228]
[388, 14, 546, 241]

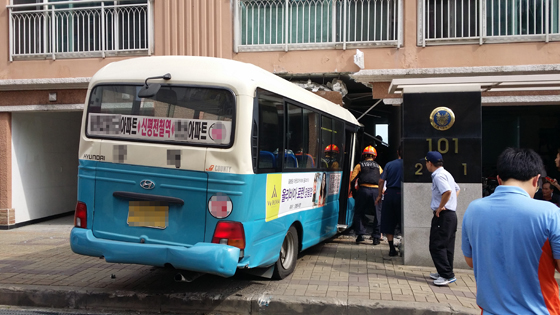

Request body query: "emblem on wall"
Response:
[429, 107, 455, 131]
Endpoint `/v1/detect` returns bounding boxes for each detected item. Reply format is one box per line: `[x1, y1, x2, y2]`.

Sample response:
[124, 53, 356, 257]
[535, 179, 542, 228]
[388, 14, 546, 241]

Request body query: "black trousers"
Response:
[429, 210, 457, 279]
[380, 188, 401, 235]
[352, 186, 381, 238]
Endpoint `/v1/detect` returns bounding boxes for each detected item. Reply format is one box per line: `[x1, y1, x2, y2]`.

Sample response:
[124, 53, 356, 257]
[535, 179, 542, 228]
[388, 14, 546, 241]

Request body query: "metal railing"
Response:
[234, 0, 403, 52]
[419, 0, 560, 46]
[8, 0, 152, 61]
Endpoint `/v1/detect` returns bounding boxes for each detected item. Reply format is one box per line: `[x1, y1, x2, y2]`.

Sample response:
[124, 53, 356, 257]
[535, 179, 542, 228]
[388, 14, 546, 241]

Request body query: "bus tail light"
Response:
[74, 202, 87, 228]
[212, 221, 245, 249]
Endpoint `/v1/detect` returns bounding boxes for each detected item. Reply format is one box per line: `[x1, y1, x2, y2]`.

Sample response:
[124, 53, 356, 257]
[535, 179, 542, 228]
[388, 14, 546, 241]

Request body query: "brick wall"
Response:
[0, 208, 15, 226]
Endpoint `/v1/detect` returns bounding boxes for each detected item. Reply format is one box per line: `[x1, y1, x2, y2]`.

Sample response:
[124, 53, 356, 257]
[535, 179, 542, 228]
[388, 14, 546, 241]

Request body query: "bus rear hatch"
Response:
[91, 162, 208, 248]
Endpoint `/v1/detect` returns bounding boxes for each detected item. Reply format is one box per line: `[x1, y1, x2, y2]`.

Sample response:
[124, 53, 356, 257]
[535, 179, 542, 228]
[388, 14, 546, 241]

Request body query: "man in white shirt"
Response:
[425, 151, 460, 286]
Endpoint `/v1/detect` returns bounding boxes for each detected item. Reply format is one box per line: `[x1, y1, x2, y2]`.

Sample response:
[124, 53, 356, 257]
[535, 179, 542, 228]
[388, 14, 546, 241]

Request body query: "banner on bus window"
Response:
[88, 113, 231, 145]
[265, 172, 342, 222]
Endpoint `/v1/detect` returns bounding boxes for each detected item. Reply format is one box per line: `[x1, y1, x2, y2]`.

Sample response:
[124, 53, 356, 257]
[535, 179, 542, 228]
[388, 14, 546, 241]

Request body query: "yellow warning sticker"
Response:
[265, 174, 282, 222]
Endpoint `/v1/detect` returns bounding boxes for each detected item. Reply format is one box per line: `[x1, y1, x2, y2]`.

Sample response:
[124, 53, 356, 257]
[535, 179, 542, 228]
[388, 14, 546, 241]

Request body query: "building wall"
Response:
[403, 183, 482, 269]
[232, 2, 560, 74]
[11, 112, 81, 223]
[154, 0, 233, 59]
[1, 1, 559, 80]
[0, 113, 12, 225]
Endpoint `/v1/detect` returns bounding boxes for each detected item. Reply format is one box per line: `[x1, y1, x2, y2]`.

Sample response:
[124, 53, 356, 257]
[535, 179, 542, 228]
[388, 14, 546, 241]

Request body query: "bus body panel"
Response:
[70, 228, 240, 277]
[206, 172, 341, 269]
[238, 202, 339, 269]
[77, 159, 97, 229]
[89, 161, 208, 247]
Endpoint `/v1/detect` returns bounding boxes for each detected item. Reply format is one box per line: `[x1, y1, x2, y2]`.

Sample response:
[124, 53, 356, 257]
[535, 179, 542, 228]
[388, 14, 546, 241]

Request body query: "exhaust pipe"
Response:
[174, 271, 204, 283]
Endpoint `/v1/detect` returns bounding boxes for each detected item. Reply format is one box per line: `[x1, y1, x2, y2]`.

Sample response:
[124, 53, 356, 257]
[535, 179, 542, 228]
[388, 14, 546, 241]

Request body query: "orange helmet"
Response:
[324, 144, 340, 154]
[362, 145, 377, 156]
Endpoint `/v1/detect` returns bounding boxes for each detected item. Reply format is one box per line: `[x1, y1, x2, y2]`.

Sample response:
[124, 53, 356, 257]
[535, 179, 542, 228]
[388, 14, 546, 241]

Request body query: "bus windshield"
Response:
[86, 85, 235, 147]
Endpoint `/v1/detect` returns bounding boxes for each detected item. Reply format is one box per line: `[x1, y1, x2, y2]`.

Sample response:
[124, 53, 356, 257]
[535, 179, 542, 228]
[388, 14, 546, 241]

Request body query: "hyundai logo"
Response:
[140, 180, 155, 190]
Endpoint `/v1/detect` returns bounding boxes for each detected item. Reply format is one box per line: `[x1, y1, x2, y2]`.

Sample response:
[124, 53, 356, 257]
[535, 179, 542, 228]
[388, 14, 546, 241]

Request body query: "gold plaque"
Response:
[429, 107, 455, 131]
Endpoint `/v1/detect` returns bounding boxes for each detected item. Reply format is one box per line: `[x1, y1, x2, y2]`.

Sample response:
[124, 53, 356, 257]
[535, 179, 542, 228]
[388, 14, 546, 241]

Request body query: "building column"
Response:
[0, 112, 14, 227]
[401, 86, 482, 270]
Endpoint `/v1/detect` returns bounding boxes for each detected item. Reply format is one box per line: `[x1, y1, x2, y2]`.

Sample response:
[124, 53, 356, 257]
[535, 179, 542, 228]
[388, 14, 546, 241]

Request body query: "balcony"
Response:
[233, 0, 403, 52]
[418, 0, 560, 46]
[8, 0, 152, 61]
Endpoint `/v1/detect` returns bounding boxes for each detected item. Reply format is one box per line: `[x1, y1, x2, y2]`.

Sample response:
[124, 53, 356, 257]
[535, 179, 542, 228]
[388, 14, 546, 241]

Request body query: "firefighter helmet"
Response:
[324, 144, 340, 154]
[362, 145, 377, 156]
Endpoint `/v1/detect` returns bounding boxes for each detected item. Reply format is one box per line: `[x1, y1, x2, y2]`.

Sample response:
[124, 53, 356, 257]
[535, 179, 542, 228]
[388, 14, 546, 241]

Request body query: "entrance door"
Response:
[338, 125, 357, 227]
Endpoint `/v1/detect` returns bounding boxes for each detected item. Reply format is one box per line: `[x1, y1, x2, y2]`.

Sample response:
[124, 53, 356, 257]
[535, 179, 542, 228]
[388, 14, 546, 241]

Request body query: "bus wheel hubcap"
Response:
[280, 231, 295, 270]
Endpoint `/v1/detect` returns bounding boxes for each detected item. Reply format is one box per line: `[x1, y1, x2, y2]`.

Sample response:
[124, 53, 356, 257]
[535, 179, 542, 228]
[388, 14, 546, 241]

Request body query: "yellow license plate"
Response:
[127, 201, 168, 229]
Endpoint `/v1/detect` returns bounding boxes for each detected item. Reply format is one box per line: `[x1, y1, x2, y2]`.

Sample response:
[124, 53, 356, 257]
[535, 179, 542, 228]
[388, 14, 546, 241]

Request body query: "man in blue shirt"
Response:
[376, 145, 403, 256]
[425, 151, 460, 286]
[462, 148, 560, 314]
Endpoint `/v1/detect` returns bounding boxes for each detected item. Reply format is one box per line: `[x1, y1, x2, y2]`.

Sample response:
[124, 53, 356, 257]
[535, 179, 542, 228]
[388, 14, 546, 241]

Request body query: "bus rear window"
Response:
[87, 85, 235, 147]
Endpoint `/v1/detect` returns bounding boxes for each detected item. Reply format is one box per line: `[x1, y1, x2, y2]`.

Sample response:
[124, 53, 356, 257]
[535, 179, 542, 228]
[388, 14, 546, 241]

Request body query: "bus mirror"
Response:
[138, 83, 161, 99]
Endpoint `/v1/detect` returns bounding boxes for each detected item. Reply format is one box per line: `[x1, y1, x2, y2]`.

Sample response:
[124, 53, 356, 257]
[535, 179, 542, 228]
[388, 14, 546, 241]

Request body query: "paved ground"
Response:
[0, 215, 481, 314]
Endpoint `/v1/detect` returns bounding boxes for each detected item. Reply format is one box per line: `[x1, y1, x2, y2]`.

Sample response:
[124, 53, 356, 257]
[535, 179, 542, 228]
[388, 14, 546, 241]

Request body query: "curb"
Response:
[0, 285, 479, 315]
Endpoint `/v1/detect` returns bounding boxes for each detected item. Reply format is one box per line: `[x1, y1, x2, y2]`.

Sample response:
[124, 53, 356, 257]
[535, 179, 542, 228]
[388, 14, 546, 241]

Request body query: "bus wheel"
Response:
[272, 226, 298, 280]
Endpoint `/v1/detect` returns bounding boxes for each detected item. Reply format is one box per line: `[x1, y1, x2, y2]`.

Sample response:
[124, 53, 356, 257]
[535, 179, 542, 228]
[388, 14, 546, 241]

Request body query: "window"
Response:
[420, 0, 560, 45]
[87, 85, 234, 146]
[255, 88, 345, 173]
[257, 89, 284, 171]
[342, 0, 399, 42]
[237, 0, 401, 51]
[320, 116, 344, 170]
[10, 0, 149, 59]
[486, 0, 549, 36]
[424, 0, 479, 39]
[286, 104, 319, 169]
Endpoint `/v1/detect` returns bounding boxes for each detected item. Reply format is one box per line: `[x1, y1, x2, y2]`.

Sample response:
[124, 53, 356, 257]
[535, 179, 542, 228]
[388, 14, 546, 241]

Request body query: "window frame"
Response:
[85, 83, 237, 149]
[253, 87, 348, 174]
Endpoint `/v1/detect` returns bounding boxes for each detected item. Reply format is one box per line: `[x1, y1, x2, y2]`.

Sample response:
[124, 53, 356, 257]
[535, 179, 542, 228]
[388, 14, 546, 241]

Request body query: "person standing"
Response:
[376, 145, 403, 256]
[322, 144, 340, 170]
[351, 145, 383, 245]
[534, 181, 560, 207]
[462, 148, 560, 314]
[550, 148, 560, 191]
[425, 151, 460, 286]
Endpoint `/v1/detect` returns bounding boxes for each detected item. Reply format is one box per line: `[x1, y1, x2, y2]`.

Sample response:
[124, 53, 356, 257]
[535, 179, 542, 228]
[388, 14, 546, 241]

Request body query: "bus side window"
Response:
[286, 104, 301, 169]
[320, 116, 344, 171]
[257, 89, 283, 172]
[332, 119, 344, 170]
[259, 151, 276, 168]
[287, 104, 318, 170]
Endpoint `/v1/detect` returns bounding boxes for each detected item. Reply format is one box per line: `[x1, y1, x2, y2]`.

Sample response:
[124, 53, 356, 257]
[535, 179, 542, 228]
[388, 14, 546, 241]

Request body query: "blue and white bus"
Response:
[70, 56, 360, 280]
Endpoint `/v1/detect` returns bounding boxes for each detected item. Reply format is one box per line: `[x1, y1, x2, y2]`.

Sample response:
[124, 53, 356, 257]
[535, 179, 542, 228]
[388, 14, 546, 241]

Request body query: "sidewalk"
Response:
[0, 215, 479, 315]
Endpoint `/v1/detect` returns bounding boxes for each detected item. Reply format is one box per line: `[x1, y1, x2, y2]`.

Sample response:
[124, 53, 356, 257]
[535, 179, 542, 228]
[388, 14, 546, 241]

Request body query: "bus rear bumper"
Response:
[70, 228, 240, 278]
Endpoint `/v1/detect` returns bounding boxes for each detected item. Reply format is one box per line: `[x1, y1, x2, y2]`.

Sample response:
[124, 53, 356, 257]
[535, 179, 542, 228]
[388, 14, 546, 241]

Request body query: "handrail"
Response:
[419, 0, 560, 46]
[9, 0, 151, 60]
[7, 0, 125, 8]
[237, 0, 402, 52]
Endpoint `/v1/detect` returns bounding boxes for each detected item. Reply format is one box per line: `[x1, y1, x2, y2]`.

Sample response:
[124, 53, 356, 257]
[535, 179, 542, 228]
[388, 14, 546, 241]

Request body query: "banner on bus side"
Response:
[88, 113, 231, 145]
[265, 172, 342, 222]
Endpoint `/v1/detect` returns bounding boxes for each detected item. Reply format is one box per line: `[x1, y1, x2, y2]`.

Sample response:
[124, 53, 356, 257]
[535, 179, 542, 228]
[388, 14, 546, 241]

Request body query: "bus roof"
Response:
[90, 56, 360, 126]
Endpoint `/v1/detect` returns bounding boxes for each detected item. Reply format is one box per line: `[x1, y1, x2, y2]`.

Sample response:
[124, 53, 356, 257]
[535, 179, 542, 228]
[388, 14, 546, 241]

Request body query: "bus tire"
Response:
[272, 225, 298, 280]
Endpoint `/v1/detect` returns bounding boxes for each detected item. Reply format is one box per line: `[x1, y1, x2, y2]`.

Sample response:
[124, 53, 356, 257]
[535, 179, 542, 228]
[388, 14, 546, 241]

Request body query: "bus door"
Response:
[338, 125, 356, 227]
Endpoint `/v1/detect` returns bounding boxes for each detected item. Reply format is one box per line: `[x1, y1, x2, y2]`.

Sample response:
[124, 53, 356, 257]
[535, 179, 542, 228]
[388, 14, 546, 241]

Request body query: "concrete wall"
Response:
[11, 112, 82, 223]
[1, 1, 560, 80]
[402, 182, 482, 270]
